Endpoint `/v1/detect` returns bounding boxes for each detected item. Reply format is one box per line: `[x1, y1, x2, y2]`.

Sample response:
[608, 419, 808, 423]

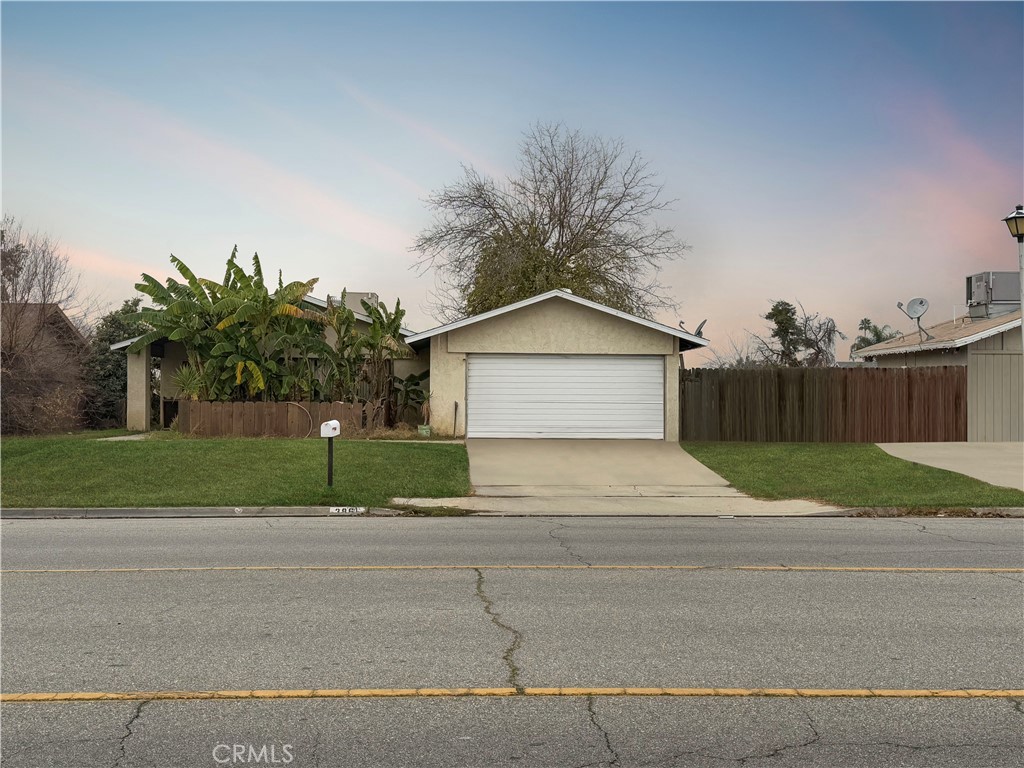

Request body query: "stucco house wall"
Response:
[424, 297, 681, 440]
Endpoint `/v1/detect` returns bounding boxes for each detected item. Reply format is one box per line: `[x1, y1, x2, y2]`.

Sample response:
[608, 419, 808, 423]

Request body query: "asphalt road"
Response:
[2, 517, 1022, 767]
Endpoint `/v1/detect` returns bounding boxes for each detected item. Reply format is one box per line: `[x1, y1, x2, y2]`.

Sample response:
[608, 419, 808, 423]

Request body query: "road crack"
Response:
[581, 696, 620, 768]
[310, 724, 322, 768]
[112, 700, 148, 768]
[987, 572, 1024, 585]
[734, 710, 821, 764]
[473, 567, 524, 692]
[547, 521, 591, 566]
[898, 520, 1009, 548]
[834, 739, 1009, 752]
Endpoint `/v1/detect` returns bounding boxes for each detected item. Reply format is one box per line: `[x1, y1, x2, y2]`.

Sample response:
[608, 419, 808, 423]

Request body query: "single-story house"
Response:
[115, 288, 708, 439]
[852, 308, 1022, 442]
[406, 289, 708, 440]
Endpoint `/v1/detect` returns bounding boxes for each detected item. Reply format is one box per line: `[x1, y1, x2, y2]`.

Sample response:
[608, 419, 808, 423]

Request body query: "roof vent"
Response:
[561, 288, 573, 294]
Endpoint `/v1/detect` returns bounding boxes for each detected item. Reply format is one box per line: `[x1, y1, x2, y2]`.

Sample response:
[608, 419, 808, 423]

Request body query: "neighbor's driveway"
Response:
[466, 439, 730, 488]
[877, 442, 1024, 491]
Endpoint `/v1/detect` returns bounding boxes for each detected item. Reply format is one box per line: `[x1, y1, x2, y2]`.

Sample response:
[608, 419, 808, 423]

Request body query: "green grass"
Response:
[681, 442, 1024, 509]
[1, 434, 470, 508]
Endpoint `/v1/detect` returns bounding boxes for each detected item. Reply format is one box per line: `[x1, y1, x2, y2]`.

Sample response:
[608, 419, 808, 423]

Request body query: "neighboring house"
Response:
[0, 302, 89, 433]
[851, 270, 1022, 442]
[112, 291, 419, 431]
[406, 289, 708, 440]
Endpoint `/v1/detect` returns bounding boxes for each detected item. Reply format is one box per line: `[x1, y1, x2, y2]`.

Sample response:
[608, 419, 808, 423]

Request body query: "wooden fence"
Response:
[680, 366, 967, 442]
[175, 401, 372, 438]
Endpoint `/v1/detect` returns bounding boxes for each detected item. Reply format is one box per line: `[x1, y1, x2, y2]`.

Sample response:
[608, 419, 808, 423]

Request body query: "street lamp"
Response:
[1002, 204, 1024, 441]
[1003, 204, 1024, 314]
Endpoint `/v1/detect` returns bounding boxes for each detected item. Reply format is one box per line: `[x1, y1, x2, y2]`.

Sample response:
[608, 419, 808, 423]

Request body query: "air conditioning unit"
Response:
[966, 271, 1021, 318]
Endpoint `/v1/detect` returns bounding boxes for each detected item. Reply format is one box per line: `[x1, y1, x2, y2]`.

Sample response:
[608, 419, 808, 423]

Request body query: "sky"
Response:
[3, 1, 1022, 363]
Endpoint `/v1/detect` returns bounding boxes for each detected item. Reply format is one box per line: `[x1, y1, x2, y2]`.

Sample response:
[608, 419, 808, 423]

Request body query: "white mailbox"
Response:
[320, 419, 341, 438]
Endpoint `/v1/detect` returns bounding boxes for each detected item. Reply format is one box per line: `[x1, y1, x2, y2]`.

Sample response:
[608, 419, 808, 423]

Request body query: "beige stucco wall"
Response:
[665, 337, 680, 441]
[446, 299, 673, 355]
[322, 319, 427, 380]
[427, 297, 681, 439]
[126, 347, 151, 431]
[394, 352, 429, 380]
[873, 348, 968, 367]
[968, 328, 1023, 442]
[428, 333, 466, 437]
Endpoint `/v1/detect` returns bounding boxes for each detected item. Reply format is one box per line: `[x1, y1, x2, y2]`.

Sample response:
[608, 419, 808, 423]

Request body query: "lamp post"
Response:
[1003, 204, 1024, 320]
[1002, 205, 1024, 440]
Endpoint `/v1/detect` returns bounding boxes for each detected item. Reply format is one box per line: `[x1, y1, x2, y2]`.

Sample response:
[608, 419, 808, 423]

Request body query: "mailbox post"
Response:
[320, 420, 341, 486]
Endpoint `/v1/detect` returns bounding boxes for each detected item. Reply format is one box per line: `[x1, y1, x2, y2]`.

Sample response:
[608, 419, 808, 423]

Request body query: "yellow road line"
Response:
[3, 565, 1021, 574]
[2, 687, 1022, 703]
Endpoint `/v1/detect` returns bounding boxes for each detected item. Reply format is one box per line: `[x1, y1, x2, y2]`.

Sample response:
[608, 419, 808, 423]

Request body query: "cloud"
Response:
[336, 79, 506, 179]
[11, 66, 416, 257]
[65, 246, 168, 284]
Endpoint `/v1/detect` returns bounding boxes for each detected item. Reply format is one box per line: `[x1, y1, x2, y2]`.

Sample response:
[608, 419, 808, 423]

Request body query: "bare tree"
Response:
[414, 122, 689, 320]
[749, 299, 846, 368]
[1, 215, 91, 432]
[702, 337, 766, 369]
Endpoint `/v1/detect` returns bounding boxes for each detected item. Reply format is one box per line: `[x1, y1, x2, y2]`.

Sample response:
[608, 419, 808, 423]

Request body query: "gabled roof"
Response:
[851, 309, 1021, 359]
[1, 303, 88, 348]
[404, 290, 709, 350]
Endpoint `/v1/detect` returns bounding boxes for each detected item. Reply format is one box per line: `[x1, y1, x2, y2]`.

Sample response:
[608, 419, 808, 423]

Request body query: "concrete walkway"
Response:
[394, 439, 845, 516]
[877, 442, 1024, 491]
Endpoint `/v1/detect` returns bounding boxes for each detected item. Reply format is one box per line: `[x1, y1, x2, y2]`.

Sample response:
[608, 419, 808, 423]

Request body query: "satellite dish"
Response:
[694, 319, 707, 338]
[897, 297, 934, 341]
[905, 297, 929, 319]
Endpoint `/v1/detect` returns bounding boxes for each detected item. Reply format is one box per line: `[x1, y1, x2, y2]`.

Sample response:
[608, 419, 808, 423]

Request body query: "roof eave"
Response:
[405, 290, 709, 349]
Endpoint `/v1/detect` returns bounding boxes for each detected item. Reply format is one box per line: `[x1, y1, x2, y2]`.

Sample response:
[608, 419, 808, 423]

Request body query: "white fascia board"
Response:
[851, 317, 1021, 358]
[110, 335, 145, 351]
[405, 290, 709, 349]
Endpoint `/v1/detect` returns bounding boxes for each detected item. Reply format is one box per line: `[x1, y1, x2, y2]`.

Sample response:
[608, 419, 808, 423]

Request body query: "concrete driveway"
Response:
[877, 442, 1024, 491]
[467, 439, 730, 489]
[394, 440, 845, 516]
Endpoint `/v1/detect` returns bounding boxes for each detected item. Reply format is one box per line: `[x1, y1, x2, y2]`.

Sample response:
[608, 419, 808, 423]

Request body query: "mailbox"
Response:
[320, 419, 341, 438]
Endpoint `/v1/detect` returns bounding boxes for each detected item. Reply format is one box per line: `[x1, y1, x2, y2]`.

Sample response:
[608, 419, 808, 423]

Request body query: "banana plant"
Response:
[354, 298, 412, 426]
[131, 248, 325, 401]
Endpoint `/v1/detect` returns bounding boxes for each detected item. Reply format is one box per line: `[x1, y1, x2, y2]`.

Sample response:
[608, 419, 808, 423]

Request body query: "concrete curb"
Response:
[850, 507, 1024, 518]
[2, 506, 1020, 519]
[0, 507, 404, 519]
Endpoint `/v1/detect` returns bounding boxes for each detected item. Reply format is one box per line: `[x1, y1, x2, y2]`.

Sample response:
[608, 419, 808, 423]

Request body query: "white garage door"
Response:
[466, 354, 664, 439]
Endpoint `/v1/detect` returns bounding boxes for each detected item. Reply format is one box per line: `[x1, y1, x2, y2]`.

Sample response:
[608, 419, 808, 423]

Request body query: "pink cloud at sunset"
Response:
[13, 68, 416, 260]
[336, 79, 506, 180]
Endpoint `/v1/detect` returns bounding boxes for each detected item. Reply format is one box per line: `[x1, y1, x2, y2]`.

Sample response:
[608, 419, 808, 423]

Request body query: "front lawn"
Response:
[682, 442, 1024, 508]
[1, 434, 470, 508]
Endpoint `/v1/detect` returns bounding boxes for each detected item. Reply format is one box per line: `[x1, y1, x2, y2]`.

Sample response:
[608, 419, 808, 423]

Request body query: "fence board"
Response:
[680, 366, 966, 442]
[169, 401, 370, 438]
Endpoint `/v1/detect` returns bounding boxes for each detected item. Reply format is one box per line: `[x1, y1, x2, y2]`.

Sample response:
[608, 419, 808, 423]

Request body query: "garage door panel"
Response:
[467, 354, 664, 439]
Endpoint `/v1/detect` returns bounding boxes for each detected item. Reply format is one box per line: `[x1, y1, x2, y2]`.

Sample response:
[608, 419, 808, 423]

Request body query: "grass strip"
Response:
[681, 442, 1024, 508]
[2, 434, 470, 508]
